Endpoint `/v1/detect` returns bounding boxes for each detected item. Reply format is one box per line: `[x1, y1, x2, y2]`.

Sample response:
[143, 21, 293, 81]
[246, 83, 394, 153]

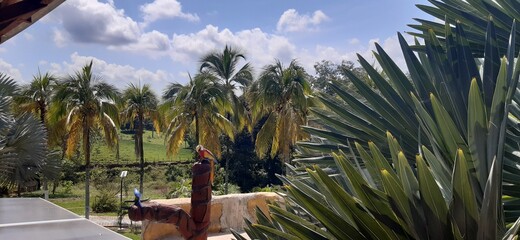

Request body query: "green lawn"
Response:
[120, 231, 140, 240]
[50, 198, 84, 215]
[91, 131, 192, 163]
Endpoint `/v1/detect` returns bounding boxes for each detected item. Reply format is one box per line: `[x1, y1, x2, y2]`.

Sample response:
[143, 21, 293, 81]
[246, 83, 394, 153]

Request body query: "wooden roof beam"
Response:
[0, 0, 46, 24]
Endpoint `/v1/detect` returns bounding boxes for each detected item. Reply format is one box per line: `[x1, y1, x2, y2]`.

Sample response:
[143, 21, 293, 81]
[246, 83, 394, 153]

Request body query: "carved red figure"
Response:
[128, 146, 213, 240]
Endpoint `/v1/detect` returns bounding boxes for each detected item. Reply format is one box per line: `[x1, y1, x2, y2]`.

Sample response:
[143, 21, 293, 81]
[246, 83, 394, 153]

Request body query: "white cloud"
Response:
[140, 0, 199, 25]
[44, 0, 410, 87]
[110, 23, 409, 81]
[295, 35, 412, 75]
[170, 25, 296, 69]
[178, 72, 190, 79]
[53, 0, 140, 45]
[277, 9, 329, 33]
[53, 29, 67, 48]
[109, 30, 171, 58]
[49, 53, 173, 91]
[349, 38, 360, 45]
[0, 59, 24, 83]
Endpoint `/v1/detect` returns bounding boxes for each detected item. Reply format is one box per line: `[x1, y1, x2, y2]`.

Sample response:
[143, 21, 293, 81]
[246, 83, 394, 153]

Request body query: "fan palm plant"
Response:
[0, 74, 48, 196]
[235, 133, 520, 239]
[162, 72, 233, 158]
[410, 0, 520, 57]
[237, 7, 520, 240]
[247, 59, 312, 163]
[53, 61, 119, 219]
[121, 82, 161, 194]
[298, 17, 520, 219]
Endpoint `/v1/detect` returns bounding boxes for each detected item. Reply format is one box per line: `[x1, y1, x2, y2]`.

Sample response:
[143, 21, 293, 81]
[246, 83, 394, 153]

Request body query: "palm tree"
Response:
[199, 45, 253, 193]
[16, 71, 57, 124]
[15, 71, 57, 199]
[121, 82, 160, 195]
[162, 72, 233, 159]
[247, 59, 312, 163]
[53, 61, 119, 219]
[200, 45, 253, 90]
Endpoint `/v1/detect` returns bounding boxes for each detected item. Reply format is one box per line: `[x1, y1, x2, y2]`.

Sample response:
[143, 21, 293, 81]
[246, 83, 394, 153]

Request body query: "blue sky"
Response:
[0, 0, 431, 93]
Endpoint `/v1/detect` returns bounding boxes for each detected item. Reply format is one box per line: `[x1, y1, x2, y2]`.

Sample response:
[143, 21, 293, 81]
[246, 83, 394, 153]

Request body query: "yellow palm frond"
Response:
[66, 107, 80, 126]
[166, 118, 188, 157]
[213, 113, 235, 141]
[270, 112, 281, 159]
[199, 116, 222, 157]
[101, 102, 120, 126]
[65, 118, 82, 158]
[48, 117, 67, 148]
[100, 113, 118, 149]
[149, 111, 162, 134]
[14, 102, 38, 115]
[255, 113, 277, 159]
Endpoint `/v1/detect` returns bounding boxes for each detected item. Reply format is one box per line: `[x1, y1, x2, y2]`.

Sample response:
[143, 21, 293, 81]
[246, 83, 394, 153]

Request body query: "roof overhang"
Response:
[0, 0, 65, 44]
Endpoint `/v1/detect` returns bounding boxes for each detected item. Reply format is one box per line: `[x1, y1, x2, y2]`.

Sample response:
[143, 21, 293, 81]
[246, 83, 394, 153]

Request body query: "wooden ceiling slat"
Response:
[0, 0, 65, 44]
[0, 1, 46, 24]
[0, 18, 30, 37]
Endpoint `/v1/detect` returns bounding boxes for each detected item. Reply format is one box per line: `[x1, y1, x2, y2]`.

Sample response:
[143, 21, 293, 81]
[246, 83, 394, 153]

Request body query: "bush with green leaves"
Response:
[92, 190, 118, 213]
[212, 167, 241, 195]
[237, 1, 520, 239]
[165, 164, 191, 182]
[168, 179, 191, 198]
[60, 180, 73, 195]
[221, 130, 283, 192]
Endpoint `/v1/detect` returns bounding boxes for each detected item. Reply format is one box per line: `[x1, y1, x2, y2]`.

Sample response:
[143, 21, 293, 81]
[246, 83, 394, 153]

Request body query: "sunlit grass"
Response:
[91, 130, 193, 163]
[50, 198, 84, 215]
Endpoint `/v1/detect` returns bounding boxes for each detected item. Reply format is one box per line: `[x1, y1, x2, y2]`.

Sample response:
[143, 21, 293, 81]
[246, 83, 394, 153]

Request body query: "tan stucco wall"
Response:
[141, 192, 282, 240]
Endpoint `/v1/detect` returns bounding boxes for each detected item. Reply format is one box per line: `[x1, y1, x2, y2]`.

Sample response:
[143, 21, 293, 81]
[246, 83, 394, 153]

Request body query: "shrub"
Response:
[165, 164, 191, 182]
[251, 185, 282, 193]
[60, 161, 81, 184]
[168, 179, 191, 198]
[92, 191, 118, 213]
[220, 130, 282, 192]
[61, 180, 73, 195]
[91, 168, 118, 191]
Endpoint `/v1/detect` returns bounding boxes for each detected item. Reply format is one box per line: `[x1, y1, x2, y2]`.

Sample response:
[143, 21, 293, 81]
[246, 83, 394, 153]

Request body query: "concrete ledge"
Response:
[141, 192, 282, 240]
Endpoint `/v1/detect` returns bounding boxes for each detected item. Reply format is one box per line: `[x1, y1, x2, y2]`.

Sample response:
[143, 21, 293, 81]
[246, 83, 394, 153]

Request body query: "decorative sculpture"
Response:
[128, 145, 215, 240]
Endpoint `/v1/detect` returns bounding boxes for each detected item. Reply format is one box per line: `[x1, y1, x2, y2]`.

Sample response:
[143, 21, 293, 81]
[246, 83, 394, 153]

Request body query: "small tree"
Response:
[247, 59, 312, 163]
[121, 82, 160, 195]
[162, 73, 234, 158]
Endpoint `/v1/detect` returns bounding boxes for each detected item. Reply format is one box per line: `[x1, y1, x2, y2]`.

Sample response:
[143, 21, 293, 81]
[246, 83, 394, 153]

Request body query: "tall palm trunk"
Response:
[138, 114, 144, 194]
[195, 112, 200, 147]
[224, 86, 232, 195]
[83, 120, 91, 219]
[39, 102, 46, 124]
[224, 112, 231, 194]
[40, 102, 49, 200]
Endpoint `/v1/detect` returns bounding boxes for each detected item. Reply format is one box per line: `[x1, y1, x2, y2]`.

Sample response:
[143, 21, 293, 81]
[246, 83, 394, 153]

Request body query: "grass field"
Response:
[50, 198, 87, 215]
[91, 131, 193, 163]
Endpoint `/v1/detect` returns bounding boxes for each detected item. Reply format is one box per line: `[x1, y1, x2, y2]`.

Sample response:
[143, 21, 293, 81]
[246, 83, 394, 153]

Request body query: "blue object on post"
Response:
[133, 188, 142, 209]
